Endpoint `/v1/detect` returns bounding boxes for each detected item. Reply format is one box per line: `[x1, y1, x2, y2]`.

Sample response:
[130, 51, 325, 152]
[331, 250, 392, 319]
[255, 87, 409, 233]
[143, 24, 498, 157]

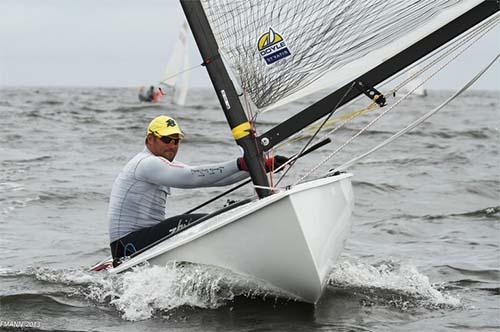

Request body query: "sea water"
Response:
[0, 87, 498, 331]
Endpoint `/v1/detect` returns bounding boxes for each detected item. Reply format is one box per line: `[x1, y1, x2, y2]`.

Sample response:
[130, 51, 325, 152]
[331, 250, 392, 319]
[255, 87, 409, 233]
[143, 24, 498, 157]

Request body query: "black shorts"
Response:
[110, 213, 206, 260]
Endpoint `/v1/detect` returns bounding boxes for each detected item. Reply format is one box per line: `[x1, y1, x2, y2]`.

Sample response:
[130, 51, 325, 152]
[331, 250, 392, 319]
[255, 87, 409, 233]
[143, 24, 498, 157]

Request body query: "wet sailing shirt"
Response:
[108, 147, 247, 243]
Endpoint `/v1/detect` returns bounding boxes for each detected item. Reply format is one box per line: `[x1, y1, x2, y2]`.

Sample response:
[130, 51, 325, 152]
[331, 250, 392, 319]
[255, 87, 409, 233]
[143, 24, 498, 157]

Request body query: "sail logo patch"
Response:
[257, 28, 291, 65]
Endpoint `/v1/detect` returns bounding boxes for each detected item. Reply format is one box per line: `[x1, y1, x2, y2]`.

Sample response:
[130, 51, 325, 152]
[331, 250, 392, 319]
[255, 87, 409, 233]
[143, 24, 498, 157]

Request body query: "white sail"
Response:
[200, 0, 484, 112]
[161, 21, 190, 106]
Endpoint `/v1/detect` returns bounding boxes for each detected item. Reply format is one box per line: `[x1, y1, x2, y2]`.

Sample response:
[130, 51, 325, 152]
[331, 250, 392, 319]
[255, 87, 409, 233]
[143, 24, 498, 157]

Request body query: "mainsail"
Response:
[199, 0, 493, 110]
[182, 0, 498, 195]
[160, 21, 190, 106]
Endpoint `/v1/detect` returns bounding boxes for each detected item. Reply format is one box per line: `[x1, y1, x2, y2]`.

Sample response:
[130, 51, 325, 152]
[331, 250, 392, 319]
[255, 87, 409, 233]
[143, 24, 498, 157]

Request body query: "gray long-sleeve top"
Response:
[108, 147, 247, 242]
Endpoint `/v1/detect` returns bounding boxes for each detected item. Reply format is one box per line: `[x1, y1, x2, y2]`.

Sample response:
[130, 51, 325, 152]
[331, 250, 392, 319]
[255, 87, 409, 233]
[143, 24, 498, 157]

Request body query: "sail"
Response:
[199, 0, 486, 111]
[161, 21, 190, 106]
[182, 0, 497, 196]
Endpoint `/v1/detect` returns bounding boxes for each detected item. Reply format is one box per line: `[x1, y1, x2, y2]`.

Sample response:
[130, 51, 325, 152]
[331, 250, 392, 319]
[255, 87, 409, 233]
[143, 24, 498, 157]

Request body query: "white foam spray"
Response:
[328, 258, 461, 310]
[30, 262, 290, 321]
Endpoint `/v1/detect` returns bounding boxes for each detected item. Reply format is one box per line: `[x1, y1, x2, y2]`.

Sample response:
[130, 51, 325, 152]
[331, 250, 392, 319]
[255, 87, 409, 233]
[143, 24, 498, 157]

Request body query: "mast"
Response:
[180, 0, 271, 198]
[258, 0, 499, 151]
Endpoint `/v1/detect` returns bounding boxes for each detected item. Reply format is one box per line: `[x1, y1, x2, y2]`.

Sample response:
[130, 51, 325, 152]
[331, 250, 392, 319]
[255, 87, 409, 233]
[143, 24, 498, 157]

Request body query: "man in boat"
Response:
[108, 115, 288, 263]
[154, 87, 166, 102]
[138, 85, 156, 102]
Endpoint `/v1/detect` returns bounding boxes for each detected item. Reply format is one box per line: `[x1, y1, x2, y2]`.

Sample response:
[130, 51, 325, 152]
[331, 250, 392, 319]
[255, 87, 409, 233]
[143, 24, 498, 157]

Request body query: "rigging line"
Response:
[182, 137, 331, 215]
[330, 53, 499, 174]
[253, 184, 278, 191]
[285, 99, 379, 144]
[274, 81, 358, 187]
[387, 32, 464, 88]
[271, 16, 498, 154]
[293, 17, 499, 186]
[158, 63, 201, 85]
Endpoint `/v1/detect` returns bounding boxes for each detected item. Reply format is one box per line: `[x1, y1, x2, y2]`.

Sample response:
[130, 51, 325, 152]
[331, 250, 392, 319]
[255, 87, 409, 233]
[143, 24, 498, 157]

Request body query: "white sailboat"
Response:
[399, 64, 429, 97]
[92, 0, 499, 304]
[93, 173, 354, 302]
[159, 21, 190, 106]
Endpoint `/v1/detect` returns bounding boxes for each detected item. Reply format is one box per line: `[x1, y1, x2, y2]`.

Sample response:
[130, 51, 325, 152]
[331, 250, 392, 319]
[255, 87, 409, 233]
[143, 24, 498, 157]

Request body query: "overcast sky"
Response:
[1, 0, 499, 90]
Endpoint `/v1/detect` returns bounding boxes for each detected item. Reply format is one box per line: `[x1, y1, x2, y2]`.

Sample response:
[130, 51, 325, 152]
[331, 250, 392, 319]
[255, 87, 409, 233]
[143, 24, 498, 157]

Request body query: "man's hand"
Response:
[237, 155, 289, 172]
[264, 155, 289, 172]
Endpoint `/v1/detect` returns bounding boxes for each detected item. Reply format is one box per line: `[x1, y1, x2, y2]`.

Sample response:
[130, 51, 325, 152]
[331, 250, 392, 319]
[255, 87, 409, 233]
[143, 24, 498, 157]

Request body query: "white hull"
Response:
[95, 173, 354, 303]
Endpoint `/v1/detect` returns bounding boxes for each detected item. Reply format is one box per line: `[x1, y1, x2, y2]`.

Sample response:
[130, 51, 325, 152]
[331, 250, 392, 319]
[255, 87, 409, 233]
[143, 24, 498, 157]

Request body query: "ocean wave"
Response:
[1, 196, 40, 214]
[37, 100, 64, 106]
[73, 116, 101, 125]
[15, 264, 292, 321]
[80, 106, 108, 113]
[188, 104, 208, 110]
[406, 129, 494, 140]
[37, 191, 107, 203]
[24, 110, 43, 118]
[328, 259, 461, 311]
[0, 292, 83, 309]
[352, 181, 405, 193]
[422, 206, 500, 220]
[391, 206, 500, 222]
[438, 152, 471, 164]
[0, 182, 25, 191]
[479, 287, 500, 295]
[436, 265, 500, 282]
[354, 156, 429, 166]
[456, 206, 500, 218]
[2, 156, 52, 164]
[340, 127, 495, 140]
[111, 104, 160, 113]
[464, 181, 500, 200]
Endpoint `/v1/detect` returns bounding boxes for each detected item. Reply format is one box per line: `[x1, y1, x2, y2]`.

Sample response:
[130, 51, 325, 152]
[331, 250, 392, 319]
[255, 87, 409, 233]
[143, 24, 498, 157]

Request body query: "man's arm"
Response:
[135, 156, 247, 188]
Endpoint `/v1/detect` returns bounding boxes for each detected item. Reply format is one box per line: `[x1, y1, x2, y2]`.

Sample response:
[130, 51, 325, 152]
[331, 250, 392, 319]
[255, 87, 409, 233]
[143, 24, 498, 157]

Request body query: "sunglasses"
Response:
[158, 136, 180, 145]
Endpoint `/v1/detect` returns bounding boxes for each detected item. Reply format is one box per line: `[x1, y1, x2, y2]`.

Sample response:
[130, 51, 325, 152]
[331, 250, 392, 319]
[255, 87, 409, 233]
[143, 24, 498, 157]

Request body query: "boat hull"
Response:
[106, 173, 354, 303]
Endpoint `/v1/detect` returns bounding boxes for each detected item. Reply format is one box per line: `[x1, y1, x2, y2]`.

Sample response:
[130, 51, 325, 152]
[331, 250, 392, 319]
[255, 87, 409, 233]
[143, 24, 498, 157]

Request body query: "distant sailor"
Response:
[108, 115, 287, 263]
[138, 85, 164, 102]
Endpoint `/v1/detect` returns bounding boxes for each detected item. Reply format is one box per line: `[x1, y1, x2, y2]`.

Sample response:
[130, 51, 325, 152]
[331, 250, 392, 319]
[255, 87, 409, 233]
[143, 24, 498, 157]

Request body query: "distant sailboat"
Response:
[137, 85, 164, 103]
[159, 21, 190, 106]
[401, 64, 428, 97]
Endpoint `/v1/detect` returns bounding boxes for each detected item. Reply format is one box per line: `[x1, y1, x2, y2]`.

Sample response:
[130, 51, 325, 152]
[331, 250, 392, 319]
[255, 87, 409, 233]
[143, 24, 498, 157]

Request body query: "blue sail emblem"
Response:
[257, 28, 291, 65]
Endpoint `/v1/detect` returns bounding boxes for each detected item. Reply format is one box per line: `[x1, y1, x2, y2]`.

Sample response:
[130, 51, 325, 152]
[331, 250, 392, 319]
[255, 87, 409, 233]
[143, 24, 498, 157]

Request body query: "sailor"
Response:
[152, 87, 165, 102]
[138, 85, 156, 102]
[108, 115, 288, 262]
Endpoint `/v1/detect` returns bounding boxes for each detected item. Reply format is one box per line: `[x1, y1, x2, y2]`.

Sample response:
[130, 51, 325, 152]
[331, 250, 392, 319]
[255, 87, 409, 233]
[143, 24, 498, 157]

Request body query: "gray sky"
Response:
[1, 0, 499, 90]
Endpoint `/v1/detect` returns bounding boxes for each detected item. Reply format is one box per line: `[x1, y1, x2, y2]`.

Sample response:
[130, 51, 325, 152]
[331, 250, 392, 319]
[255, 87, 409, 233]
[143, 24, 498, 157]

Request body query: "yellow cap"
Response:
[147, 115, 184, 138]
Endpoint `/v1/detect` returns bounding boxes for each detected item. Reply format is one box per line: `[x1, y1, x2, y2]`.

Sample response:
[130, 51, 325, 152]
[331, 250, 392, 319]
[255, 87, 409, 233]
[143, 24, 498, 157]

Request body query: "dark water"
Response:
[0, 87, 498, 331]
